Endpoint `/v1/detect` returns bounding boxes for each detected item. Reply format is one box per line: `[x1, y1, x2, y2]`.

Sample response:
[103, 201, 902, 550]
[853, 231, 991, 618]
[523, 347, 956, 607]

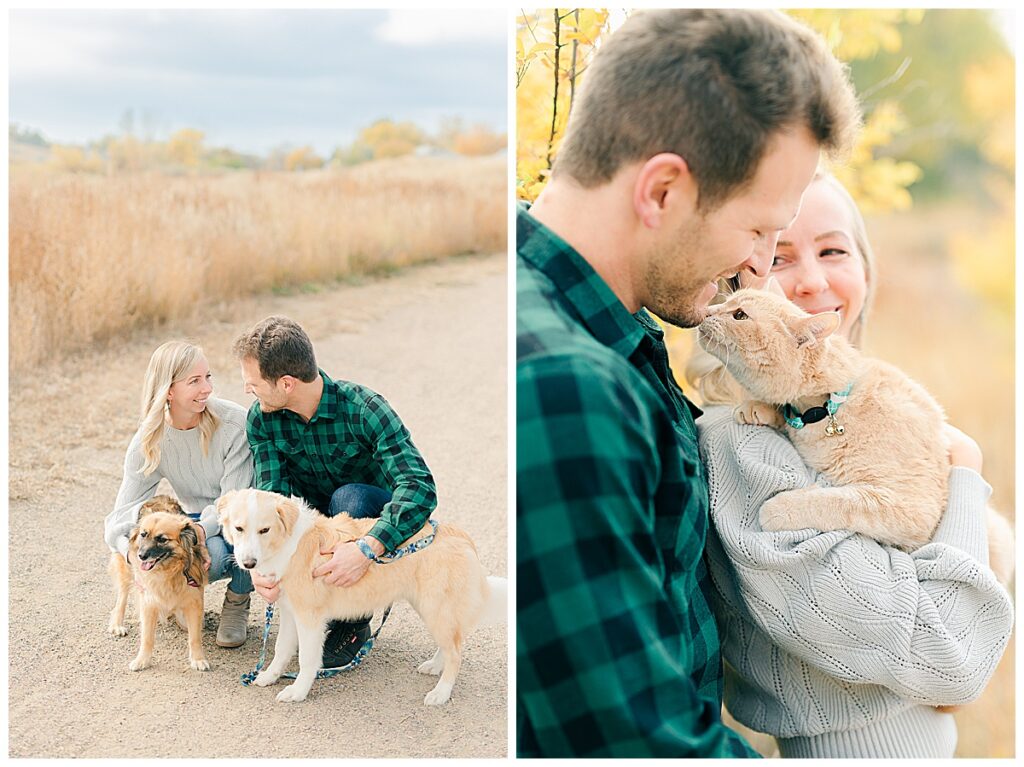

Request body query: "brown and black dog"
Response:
[107, 495, 210, 671]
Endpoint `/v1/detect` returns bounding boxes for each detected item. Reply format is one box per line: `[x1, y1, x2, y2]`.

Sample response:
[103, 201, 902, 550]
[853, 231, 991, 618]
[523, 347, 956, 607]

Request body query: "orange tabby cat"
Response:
[697, 284, 1013, 584]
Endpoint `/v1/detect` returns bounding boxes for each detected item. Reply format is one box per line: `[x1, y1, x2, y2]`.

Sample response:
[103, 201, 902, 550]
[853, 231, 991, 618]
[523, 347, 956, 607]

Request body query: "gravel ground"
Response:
[8, 254, 508, 758]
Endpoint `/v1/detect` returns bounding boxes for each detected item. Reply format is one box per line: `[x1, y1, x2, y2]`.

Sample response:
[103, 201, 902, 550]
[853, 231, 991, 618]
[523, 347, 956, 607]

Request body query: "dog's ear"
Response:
[180, 521, 199, 549]
[138, 499, 157, 520]
[216, 492, 234, 542]
[180, 522, 207, 587]
[275, 497, 298, 536]
[128, 525, 141, 548]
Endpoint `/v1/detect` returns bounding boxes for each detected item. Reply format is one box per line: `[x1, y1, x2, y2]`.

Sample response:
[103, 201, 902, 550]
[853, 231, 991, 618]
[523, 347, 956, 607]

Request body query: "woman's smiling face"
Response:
[768, 178, 867, 340]
[167, 356, 213, 421]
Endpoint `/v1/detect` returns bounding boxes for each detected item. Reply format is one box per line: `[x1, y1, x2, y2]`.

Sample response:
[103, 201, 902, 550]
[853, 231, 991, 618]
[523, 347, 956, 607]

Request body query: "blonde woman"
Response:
[689, 172, 1013, 757]
[104, 341, 255, 648]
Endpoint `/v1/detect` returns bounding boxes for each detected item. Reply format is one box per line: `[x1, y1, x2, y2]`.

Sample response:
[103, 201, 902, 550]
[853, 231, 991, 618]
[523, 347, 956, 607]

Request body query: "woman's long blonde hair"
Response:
[138, 341, 220, 476]
[685, 171, 876, 406]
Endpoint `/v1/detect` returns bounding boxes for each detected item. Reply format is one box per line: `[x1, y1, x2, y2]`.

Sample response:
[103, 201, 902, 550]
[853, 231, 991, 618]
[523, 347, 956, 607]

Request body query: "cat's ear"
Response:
[791, 312, 842, 348]
[764, 277, 787, 299]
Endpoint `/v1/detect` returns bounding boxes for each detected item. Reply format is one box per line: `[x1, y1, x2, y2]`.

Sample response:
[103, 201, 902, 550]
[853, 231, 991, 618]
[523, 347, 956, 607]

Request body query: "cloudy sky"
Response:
[9, 9, 507, 155]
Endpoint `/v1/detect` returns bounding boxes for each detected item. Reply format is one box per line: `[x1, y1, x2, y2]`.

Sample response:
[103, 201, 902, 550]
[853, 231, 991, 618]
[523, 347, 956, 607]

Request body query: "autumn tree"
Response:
[430, 116, 505, 156]
[516, 9, 610, 200]
[166, 128, 205, 170]
[360, 118, 424, 159]
[516, 9, 933, 213]
[48, 144, 104, 174]
[284, 145, 325, 171]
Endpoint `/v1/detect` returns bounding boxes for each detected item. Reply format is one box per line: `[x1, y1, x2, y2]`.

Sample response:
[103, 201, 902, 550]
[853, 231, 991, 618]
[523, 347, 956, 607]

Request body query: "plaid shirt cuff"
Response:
[367, 518, 403, 552]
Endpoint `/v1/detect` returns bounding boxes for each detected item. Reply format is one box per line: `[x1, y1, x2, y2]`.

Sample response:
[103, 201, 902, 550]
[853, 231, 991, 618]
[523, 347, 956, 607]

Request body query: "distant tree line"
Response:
[9, 115, 507, 175]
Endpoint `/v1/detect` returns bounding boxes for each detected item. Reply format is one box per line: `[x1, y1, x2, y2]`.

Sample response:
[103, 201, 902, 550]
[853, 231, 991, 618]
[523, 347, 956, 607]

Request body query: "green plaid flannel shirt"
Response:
[517, 205, 757, 758]
[246, 370, 436, 552]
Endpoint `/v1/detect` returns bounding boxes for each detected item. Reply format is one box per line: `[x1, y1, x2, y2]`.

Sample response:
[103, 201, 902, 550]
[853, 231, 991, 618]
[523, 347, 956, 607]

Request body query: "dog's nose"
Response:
[242, 559, 257, 569]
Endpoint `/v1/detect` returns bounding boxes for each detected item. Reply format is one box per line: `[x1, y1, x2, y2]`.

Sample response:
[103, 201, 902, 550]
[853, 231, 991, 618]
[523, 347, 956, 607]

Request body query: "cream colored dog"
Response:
[217, 488, 506, 705]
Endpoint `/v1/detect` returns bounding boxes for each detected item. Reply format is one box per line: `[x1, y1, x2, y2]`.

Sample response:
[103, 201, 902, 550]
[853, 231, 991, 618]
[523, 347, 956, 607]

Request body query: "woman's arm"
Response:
[104, 434, 161, 554]
[198, 408, 255, 540]
[701, 409, 1013, 707]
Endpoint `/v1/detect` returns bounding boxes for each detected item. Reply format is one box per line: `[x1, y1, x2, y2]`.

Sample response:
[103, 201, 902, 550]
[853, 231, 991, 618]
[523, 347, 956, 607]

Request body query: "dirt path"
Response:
[8, 254, 508, 758]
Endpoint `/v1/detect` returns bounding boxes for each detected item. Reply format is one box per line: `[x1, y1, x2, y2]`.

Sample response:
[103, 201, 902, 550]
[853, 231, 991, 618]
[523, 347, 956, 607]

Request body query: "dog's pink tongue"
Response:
[140, 559, 156, 571]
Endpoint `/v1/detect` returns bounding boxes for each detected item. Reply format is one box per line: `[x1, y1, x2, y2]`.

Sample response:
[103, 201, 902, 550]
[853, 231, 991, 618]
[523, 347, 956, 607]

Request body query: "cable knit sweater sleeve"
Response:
[104, 431, 161, 555]
[197, 399, 254, 539]
[699, 406, 1013, 707]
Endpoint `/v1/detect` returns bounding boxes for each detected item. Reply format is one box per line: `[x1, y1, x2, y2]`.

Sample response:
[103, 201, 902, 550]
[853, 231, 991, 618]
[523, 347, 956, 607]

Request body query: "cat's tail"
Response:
[986, 506, 1015, 586]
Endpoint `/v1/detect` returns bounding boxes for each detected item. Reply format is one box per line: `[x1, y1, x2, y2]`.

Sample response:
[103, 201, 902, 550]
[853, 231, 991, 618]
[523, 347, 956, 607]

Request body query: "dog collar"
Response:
[355, 538, 377, 561]
[783, 382, 853, 435]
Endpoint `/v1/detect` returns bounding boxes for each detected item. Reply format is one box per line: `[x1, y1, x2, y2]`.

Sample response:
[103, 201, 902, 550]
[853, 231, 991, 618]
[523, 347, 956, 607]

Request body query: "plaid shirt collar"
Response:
[309, 369, 339, 423]
[517, 202, 650, 362]
[518, 203, 700, 422]
[274, 369, 338, 424]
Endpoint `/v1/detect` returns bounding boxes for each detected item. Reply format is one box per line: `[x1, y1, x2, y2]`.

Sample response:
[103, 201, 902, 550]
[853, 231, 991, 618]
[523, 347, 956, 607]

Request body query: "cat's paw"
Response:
[760, 493, 813, 532]
[734, 400, 783, 428]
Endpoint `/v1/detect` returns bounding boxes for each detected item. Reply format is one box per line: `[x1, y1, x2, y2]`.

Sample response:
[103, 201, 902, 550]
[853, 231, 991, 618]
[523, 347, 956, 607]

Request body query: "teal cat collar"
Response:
[783, 383, 853, 431]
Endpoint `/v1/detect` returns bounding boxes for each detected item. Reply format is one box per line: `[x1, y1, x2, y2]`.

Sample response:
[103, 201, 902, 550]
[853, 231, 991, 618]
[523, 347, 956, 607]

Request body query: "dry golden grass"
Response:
[668, 200, 1014, 758]
[9, 155, 505, 371]
[867, 203, 1014, 759]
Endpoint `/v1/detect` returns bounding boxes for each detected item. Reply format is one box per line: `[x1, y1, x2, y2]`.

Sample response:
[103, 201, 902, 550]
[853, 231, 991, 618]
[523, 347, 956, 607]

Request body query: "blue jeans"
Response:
[325, 484, 390, 629]
[206, 533, 253, 595]
[326, 483, 391, 520]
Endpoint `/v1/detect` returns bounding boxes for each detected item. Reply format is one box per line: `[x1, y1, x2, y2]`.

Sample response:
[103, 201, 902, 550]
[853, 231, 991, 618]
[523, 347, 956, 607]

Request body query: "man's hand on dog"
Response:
[313, 538, 383, 587]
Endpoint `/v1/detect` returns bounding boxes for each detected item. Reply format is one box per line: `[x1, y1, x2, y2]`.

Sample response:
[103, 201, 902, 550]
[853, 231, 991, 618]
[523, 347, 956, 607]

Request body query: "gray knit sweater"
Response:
[697, 405, 1013, 758]
[104, 397, 254, 555]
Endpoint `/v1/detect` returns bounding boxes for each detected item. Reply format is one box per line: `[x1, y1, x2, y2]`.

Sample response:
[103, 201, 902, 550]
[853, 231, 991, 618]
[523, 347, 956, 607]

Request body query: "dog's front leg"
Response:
[107, 553, 131, 636]
[129, 601, 158, 671]
[255, 603, 298, 686]
[185, 601, 210, 671]
[275, 617, 324, 703]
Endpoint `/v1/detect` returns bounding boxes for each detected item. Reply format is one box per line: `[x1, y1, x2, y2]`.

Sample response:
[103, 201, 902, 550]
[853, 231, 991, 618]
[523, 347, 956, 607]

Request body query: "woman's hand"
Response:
[943, 423, 983, 474]
[251, 571, 281, 603]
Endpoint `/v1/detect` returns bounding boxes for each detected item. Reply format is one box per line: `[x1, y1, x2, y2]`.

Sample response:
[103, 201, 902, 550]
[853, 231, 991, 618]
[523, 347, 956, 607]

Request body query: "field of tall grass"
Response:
[9, 155, 505, 372]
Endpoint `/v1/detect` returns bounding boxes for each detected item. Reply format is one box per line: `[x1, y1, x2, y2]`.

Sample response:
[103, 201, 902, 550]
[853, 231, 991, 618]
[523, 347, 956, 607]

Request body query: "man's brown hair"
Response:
[232, 316, 318, 383]
[553, 9, 861, 210]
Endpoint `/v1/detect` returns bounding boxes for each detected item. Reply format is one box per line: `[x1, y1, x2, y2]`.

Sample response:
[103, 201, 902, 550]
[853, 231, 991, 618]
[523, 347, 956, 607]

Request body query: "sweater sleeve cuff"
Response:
[199, 503, 221, 539]
[116, 536, 130, 557]
[930, 466, 991, 562]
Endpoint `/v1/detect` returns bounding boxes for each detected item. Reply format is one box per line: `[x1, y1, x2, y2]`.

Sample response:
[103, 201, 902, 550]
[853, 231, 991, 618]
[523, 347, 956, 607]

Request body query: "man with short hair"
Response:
[234, 315, 436, 667]
[517, 9, 861, 757]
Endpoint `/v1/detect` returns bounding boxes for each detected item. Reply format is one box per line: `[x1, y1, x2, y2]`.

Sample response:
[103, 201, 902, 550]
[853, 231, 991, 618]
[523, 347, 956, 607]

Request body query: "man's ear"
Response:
[633, 153, 696, 230]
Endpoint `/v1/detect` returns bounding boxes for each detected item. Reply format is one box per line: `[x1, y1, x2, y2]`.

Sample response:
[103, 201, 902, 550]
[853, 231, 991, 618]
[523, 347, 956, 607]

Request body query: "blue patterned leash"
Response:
[240, 602, 392, 685]
[363, 519, 438, 564]
[240, 519, 438, 686]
